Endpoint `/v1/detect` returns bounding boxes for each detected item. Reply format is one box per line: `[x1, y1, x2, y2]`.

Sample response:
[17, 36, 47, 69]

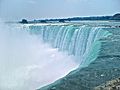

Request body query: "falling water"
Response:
[0, 20, 111, 90]
[29, 24, 111, 67]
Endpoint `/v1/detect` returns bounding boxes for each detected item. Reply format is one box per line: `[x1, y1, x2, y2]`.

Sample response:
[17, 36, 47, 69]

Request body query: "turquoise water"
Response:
[28, 24, 111, 68]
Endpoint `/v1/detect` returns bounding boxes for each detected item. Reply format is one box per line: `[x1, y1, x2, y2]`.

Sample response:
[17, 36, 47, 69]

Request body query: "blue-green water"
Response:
[28, 24, 111, 68]
[0, 21, 119, 90]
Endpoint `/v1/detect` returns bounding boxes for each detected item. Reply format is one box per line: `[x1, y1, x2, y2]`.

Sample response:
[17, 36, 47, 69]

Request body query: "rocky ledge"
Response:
[95, 77, 120, 90]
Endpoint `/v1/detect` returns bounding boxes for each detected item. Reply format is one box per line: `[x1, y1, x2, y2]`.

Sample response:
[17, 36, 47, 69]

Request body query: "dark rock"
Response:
[95, 77, 120, 90]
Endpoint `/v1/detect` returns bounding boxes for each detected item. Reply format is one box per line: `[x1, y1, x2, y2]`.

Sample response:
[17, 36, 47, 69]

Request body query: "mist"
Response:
[0, 21, 78, 90]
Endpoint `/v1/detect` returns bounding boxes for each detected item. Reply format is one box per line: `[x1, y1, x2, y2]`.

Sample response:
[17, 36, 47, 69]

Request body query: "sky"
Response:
[0, 0, 120, 21]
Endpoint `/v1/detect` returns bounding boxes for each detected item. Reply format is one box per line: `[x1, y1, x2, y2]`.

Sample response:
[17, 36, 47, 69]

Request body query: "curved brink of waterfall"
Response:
[28, 25, 111, 69]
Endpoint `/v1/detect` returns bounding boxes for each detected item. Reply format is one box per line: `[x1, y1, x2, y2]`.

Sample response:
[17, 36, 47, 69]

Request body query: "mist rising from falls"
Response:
[0, 22, 78, 90]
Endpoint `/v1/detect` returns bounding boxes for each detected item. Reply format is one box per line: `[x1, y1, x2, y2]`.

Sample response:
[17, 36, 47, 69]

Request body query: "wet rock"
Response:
[95, 77, 120, 90]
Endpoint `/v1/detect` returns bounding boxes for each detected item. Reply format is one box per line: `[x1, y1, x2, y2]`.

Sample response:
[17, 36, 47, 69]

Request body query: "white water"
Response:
[29, 25, 111, 67]
[0, 22, 78, 90]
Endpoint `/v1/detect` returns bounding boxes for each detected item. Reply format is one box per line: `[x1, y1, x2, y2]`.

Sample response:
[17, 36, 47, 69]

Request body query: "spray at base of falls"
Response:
[0, 23, 78, 90]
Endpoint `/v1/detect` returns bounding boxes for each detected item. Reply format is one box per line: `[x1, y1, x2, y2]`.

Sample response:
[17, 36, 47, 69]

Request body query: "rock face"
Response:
[95, 77, 120, 90]
[38, 27, 120, 90]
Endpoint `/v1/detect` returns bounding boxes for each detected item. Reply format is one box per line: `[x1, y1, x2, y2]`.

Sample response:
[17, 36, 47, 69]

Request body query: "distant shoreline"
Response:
[19, 13, 120, 24]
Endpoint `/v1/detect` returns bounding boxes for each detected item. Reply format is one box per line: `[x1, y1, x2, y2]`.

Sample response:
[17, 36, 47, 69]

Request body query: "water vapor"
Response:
[0, 21, 78, 90]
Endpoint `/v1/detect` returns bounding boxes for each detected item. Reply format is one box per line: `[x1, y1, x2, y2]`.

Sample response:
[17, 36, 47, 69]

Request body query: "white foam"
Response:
[0, 22, 78, 90]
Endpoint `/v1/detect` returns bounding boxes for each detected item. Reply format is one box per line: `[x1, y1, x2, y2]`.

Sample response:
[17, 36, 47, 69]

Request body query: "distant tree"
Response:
[67, 18, 71, 22]
[112, 13, 120, 20]
[59, 19, 65, 23]
[20, 19, 28, 24]
[40, 20, 47, 23]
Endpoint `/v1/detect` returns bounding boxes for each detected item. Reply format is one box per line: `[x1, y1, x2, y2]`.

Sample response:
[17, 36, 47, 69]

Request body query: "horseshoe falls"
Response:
[1, 22, 120, 90]
[29, 25, 110, 68]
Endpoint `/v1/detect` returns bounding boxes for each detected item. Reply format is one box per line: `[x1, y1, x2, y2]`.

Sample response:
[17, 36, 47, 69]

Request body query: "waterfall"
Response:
[0, 22, 112, 90]
[28, 24, 111, 68]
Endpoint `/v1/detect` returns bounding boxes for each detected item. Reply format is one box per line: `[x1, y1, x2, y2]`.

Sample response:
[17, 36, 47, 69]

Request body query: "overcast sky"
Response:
[0, 0, 120, 21]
